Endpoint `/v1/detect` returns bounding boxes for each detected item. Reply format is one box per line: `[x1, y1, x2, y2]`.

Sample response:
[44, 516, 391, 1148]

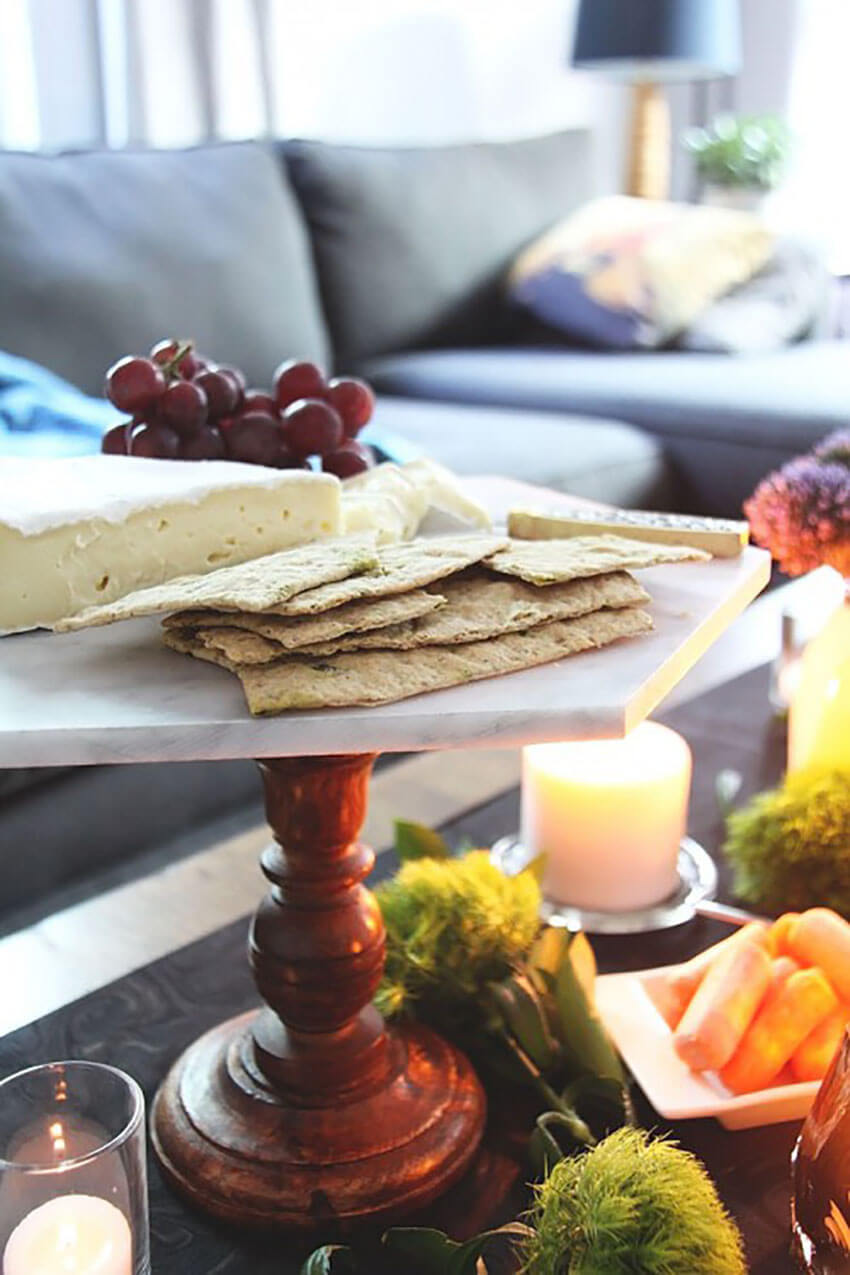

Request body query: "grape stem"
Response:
[162, 339, 194, 381]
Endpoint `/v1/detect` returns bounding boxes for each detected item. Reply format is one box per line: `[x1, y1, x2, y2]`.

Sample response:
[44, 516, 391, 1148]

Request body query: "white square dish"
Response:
[595, 967, 819, 1130]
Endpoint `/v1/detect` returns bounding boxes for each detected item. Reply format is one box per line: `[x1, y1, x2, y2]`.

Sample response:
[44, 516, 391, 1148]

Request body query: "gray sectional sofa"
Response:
[1, 132, 847, 515]
[1, 129, 848, 925]
[365, 343, 850, 517]
[279, 134, 850, 516]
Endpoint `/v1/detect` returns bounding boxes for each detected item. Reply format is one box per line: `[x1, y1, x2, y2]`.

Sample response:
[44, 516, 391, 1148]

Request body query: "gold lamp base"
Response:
[626, 82, 670, 201]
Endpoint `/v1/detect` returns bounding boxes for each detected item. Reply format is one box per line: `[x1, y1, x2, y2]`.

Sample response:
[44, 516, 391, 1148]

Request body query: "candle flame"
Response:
[56, 1220, 77, 1253]
[49, 1121, 66, 1158]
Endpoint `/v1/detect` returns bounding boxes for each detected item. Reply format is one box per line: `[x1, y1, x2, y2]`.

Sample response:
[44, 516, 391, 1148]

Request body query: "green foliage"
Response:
[520, 1128, 746, 1275]
[684, 112, 790, 190]
[301, 1224, 534, 1275]
[547, 935, 622, 1083]
[300, 1135, 743, 1275]
[376, 849, 629, 1144]
[384, 1228, 482, 1274]
[383, 1224, 533, 1274]
[491, 928, 624, 1106]
[375, 850, 541, 1028]
[300, 1246, 358, 1274]
[394, 819, 451, 862]
[723, 769, 850, 915]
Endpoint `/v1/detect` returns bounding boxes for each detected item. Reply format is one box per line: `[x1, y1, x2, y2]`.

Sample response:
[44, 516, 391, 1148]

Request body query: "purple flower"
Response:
[745, 456, 850, 576]
[814, 429, 850, 469]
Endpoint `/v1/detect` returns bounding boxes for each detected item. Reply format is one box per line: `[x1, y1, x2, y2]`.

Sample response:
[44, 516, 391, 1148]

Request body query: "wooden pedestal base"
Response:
[152, 1011, 483, 1228]
[151, 754, 486, 1230]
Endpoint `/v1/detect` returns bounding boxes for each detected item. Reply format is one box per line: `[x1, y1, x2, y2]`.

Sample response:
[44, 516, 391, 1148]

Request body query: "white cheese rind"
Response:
[0, 455, 336, 536]
[0, 458, 341, 632]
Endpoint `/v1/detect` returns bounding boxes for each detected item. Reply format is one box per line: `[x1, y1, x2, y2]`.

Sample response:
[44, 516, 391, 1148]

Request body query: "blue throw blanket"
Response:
[0, 351, 119, 457]
[0, 349, 410, 463]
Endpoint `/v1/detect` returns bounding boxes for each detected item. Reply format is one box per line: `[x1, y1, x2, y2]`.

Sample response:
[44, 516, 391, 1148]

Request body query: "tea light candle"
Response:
[521, 722, 692, 912]
[3, 1194, 131, 1275]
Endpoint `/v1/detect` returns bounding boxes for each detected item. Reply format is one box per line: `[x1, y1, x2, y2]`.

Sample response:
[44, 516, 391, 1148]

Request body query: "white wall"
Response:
[265, 0, 627, 193]
[4, 0, 824, 224]
[736, 0, 799, 115]
[770, 0, 850, 269]
[0, 0, 628, 197]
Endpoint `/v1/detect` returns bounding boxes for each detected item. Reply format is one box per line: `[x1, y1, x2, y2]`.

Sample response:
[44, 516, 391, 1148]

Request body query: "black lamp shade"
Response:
[572, 0, 741, 82]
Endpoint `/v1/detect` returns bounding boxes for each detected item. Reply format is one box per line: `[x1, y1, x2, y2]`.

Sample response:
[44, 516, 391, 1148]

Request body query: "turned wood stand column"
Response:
[151, 754, 486, 1230]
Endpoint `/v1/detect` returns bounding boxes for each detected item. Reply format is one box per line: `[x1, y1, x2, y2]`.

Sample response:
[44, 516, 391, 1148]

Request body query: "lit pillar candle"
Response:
[521, 722, 692, 911]
[3, 1195, 132, 1275]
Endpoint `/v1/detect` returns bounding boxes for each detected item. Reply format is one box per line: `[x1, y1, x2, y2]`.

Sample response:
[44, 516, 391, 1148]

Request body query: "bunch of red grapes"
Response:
[100, 340, 375, 477]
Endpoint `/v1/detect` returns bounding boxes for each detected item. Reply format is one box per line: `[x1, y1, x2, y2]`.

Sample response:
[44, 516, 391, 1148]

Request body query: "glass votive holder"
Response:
[769, 611, 803, 714]
[0, 1060, 149, 1275]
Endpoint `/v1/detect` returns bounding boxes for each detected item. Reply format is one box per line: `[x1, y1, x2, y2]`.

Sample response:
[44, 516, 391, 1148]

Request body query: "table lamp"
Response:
[571, 0, 741, 200]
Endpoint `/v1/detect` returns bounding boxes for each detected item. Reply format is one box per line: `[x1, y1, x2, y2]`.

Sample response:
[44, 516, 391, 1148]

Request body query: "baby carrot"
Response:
[766, 912, 801, 957]
[721, 967, 838, 1094]
[767, 954, 801, 985]
[673, 939, 772, 1072]
[659, 921, 769, 1029]
[789, 910, 850, 1001]
[791, 1005, 849, 1083]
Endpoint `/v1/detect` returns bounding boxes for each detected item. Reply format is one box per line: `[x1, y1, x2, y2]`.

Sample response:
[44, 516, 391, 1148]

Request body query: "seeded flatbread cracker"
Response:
[273, 534, 508, 616]
[53, 534, 380, 631]
[194, 626, 302, 666]
[320, 569, 649, 652]
[162, 589, 444, 648]
[163, 626, 240, 671]
[484, 535, 708, 586]
[237, 607, 653, 714]
[195, 569, 650, 665]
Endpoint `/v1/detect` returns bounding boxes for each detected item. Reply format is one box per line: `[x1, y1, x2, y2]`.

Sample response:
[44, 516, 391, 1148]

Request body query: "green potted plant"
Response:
[683, 112, 791, 211]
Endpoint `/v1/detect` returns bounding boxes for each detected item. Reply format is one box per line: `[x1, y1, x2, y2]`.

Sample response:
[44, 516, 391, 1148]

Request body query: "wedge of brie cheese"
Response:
[1, 456, 341, 633]
[340, 458, 491, 543]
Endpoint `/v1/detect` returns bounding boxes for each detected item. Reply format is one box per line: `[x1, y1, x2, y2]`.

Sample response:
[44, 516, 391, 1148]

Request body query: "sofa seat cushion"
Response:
[370, 397, 673, 509]
[283, 130, 591, 369]
[363, 342, 850, 516]
[0, 142, 329, 395]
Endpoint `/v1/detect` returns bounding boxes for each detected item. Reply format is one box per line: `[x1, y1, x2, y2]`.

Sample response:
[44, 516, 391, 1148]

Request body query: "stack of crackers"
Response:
[56, 531, 708, 715]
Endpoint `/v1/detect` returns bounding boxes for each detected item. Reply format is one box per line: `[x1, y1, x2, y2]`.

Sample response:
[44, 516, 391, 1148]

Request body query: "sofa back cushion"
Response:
[284, 130, 591, 370]
[0, 142, 329, 395]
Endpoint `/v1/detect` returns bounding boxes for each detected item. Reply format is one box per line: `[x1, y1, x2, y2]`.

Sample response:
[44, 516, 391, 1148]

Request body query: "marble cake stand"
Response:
[0, 481, 770, 1230]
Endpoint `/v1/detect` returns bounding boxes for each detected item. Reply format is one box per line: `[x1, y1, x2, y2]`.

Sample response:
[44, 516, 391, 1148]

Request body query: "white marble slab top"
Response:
[0, 544, 769, 768]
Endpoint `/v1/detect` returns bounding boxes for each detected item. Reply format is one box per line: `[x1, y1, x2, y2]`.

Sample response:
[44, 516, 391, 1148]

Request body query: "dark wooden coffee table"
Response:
[0, 662, 800, 1273]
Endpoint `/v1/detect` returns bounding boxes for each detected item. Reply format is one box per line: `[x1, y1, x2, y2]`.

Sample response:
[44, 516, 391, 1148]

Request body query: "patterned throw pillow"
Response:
[677, 237, 830, 353]
[508, 196, 774, 350]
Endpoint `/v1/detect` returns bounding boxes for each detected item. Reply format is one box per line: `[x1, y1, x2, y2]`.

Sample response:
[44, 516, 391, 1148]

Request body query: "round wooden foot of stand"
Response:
[151, 753, 486, 1230]
[152, 1010, 484, 1228]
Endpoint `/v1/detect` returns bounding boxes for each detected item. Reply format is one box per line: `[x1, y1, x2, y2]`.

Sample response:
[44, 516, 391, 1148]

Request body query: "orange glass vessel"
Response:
[788, 586, 850, 774]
